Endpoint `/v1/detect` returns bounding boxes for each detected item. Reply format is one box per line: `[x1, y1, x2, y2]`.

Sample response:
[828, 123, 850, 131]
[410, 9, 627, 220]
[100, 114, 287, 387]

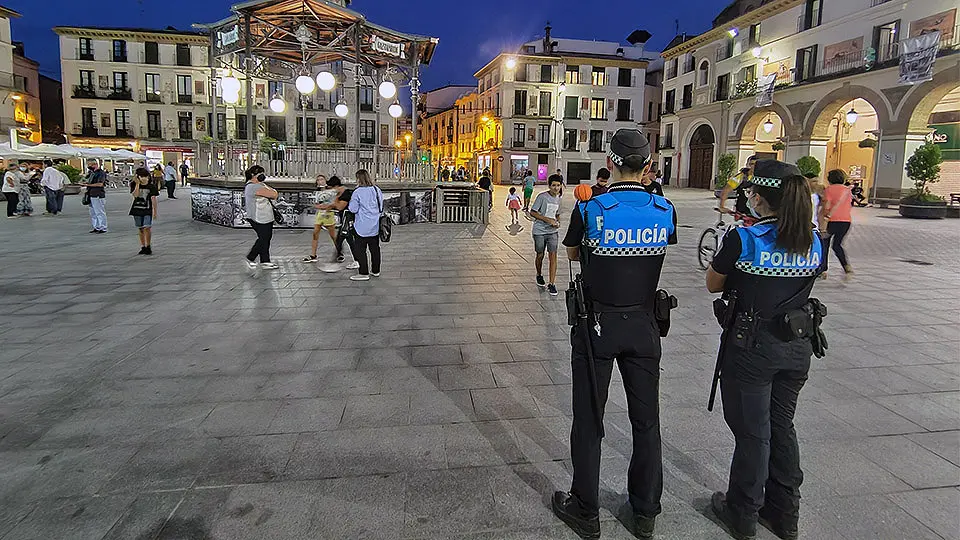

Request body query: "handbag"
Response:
[81, 191, 91, 206]
[376, 187, 392, 242]
[268, 199, 284, 225]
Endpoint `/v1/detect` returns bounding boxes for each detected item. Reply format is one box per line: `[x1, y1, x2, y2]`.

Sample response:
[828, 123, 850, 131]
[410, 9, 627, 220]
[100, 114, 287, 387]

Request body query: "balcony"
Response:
[113, 54, 127, 63]
[512, 139, 525, 148]
[140, 90, 163, 103]
[75, 48, 94, 61]
[108, 87, 132, 100]
[665, 65, 677, 79]
[71, 85, 132, 100]
[76, 126, 98, 136]
[115, 128, 133, 138]
[177, 130, 193, 140]
[146, 129, 163, 139]
[177, 94, 193, 104]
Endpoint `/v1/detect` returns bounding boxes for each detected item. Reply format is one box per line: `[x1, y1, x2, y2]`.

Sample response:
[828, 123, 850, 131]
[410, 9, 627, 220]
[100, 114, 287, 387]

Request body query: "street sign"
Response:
[497, 156, 504, 162]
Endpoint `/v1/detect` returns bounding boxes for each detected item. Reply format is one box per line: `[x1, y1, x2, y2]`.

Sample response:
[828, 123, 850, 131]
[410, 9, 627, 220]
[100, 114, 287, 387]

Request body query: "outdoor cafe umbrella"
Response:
[111, 149, 147, 161]
[18, 143, 83, 159]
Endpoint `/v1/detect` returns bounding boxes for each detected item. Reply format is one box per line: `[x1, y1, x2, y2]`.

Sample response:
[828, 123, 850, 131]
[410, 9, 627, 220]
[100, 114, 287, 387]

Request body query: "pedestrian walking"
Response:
[3, 163, 20, 218]
[129, 167, 159, 255]
[530, 175, 563, 296]
[179, 162, 189, 186]
[243, 165, 279, 274]
[820, 169, 854, 281]
[302, 174, 339, 264]
[554, 129, 677, 539]
[40, 160, 66, 215]
[478, 169, 493, 210]
[163, 161, 178, 199]
[522, 169, 535, 211]
[346, 169, 384, 281]
[705, 159, 825, 540]
[14, 163, 33, 216]
[505, 187, 522, 225]
[591, 167, 610, 197]
[641, 167, 664, 196]
[151, 164, 164, 192]
[82, 159, 108, 233]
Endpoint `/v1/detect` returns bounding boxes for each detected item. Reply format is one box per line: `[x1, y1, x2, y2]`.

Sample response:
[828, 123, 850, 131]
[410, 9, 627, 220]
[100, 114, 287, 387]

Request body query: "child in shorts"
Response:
[505, 187, 522, 225]
[303, 174, 339, 262]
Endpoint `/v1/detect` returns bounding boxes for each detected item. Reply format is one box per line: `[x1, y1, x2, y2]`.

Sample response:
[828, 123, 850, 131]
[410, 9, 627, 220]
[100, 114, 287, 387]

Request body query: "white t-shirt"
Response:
[2, 171, 18, 193]
[810, 193, 820, 227]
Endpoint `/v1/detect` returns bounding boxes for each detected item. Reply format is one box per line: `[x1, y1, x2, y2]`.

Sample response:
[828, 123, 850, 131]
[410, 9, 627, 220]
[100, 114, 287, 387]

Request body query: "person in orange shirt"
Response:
[820, 169, 854, 280]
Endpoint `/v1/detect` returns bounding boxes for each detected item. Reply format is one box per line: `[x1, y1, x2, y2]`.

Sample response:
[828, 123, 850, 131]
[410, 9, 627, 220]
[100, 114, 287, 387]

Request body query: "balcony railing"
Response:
[76, 126, 98, 136]
[115, 128, 133, 138]
[146, 129, 163, 139]
[177, 94, 193, 104]
[177, 130, 193, 140]
[141, 90, 163, 103]
[512, 139, 525, 148]
[717, 46, 734, 62]
[665, 65, 678, 79]
[71, 85, 132, 100]
[75, 48, 94, 61]
[682, 58, 695, 74]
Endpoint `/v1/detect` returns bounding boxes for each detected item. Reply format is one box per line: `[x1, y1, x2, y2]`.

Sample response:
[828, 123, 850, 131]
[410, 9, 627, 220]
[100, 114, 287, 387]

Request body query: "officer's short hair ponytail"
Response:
[617, 154, 650, 175]
[755, 175, 814, 255]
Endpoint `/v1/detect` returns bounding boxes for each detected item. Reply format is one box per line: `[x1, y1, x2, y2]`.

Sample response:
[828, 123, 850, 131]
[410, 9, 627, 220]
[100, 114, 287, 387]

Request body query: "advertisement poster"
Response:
[823, 37, 864, 71]
[909, 9, 956, 39]
[762, 58, 793, 83]
[899, 31, 940, 84]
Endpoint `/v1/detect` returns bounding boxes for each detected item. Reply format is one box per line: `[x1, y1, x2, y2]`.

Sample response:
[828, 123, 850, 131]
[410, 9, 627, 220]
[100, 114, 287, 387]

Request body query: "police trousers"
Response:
[570, 311, 662, 518]
[720, 329, 811, 523]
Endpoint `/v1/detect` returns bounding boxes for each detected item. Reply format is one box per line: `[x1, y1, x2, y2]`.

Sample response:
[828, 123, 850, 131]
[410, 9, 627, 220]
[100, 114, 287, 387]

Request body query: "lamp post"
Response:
[867, 128, 882, 203]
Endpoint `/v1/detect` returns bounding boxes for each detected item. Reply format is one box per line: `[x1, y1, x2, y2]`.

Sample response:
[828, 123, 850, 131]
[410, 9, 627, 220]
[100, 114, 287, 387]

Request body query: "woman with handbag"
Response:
[346, 169, 385, 281]
[243, 165, 279, 274]
[129, 167, 159, 255]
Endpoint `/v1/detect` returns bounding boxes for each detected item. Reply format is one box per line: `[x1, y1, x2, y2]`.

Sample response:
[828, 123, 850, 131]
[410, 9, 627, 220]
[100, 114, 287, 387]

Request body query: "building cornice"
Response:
[53, 26, 208, 45]
[662, 0, 805, 59]
[0, 5, 21, 19]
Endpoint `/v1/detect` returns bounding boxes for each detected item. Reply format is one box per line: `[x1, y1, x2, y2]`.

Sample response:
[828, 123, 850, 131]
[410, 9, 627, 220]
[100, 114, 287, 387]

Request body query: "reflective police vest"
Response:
[579, 190, 675, 256]
[734, 221, 823, 277]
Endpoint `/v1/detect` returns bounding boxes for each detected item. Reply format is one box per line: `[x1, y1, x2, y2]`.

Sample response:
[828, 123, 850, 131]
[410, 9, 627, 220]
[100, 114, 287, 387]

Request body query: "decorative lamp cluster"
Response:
[218, 67, 404, 118]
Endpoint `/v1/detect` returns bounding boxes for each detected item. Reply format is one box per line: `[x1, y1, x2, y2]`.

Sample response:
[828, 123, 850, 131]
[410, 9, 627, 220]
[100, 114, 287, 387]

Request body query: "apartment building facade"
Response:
[57, 26, 398, 169]
[0, 5, 20, 144]
[474, 34, 658, 185]
[660, 0, 959, 197]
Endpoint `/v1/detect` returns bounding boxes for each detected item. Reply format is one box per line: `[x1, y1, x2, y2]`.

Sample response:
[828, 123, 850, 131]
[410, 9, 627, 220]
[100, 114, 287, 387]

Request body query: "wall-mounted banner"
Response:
[371, 36, 404, 58]
[755, 73, 777, 107]
[219, 25, 239, 47]
[898, 31, 940, 85]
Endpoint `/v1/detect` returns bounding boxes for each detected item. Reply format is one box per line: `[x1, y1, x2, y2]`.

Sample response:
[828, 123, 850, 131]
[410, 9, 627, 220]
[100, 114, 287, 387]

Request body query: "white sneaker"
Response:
[319, 263, 341, 273]
[346, 261, 360, 270]
[350, 274, 370, 281]
[260, 262, 280, 270]
[371, 272, 381, 277]
[243, 259, 259, 276]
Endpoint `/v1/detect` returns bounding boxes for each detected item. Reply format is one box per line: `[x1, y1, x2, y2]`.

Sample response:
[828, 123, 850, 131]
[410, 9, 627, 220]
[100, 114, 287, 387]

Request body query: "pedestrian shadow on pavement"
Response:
[505, 223, 525, 236]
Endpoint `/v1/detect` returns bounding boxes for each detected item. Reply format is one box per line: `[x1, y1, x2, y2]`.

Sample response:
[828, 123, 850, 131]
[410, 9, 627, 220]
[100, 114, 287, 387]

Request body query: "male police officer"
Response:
[553, 129, 677, 539]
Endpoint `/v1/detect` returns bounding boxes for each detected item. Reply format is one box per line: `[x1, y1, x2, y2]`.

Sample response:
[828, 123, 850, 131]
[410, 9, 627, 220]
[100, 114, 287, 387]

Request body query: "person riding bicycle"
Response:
[718, 156, 759, 226]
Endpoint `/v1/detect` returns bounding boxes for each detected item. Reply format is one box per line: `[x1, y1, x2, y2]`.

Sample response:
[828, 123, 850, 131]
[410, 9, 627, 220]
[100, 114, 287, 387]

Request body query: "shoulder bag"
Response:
[376, 187, 392, 242]
[81, 190, 91, 206]
[268, 198, 284, 225]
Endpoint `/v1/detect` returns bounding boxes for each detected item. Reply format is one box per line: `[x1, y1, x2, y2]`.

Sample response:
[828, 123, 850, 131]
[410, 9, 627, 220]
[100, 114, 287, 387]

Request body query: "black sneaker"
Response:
[552, 492, 600, 539]
[758, 506, 798, 540]
[629, 512, 656, 539]
[138, 246, 147, 255]
[536, 275, 546, 288]
[548, 284, 559, 296]
[144, 246, 152, 255]
[711, 492, 756, 540]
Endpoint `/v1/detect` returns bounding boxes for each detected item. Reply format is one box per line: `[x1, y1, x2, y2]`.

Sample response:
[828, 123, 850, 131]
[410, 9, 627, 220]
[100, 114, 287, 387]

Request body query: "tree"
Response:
[796, 155, 822, 178]
[904, 141, 943, 201]
[716, 153, 737, 189]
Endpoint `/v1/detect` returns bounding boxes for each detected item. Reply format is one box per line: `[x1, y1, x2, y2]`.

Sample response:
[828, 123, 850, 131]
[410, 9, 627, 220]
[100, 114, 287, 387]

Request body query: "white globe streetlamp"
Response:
[763, 117, 774, 133]
[379, 80, 397, 99]
[558, 82, 566, 93]
[295, 75, 316, 94]
[335, 102, 349, 118]
[845, 107, 858, 125]
[223, 90, 240, 105]
[269, 96, 286, 113]
[751, 46, 763, 58]
[221, 74, 241, 95]
[316, 71, 336, 91]
[388, 101, 403, 118]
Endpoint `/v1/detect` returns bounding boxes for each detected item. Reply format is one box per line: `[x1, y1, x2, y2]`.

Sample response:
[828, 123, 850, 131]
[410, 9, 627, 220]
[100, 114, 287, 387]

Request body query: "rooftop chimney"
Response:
[543, 23, 558, 53]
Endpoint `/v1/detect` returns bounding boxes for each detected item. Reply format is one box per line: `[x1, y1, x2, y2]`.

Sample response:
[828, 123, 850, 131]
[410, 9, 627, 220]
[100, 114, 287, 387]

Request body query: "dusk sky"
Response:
[6, 0, 729, 88]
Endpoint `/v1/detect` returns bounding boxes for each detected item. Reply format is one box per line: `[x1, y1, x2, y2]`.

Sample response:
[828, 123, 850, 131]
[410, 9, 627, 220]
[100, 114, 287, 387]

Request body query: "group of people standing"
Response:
[242, 166, 385, 281]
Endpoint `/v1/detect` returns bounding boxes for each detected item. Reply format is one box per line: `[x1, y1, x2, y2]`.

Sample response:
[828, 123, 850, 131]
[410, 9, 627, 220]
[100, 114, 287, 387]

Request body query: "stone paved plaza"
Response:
[0, 186, 957, 540]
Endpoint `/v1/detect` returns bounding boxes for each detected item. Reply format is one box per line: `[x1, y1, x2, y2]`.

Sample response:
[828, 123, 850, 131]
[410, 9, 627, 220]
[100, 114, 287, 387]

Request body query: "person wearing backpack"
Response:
[346, 169, 385, 281]
[129, 167, 159, 255]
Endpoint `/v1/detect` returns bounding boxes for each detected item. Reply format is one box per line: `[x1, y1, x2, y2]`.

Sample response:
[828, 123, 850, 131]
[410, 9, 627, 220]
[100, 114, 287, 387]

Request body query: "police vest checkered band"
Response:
[607, 150, 624, 166]
[593, 245, 667, 257]
[735, 261, 819, 277]
[584, 238, 599, 248]
[750, 176, 782, 188]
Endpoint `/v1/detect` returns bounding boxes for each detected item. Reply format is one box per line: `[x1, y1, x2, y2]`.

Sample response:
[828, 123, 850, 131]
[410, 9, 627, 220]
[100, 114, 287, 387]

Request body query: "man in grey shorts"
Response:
[530, 175, 563, 296]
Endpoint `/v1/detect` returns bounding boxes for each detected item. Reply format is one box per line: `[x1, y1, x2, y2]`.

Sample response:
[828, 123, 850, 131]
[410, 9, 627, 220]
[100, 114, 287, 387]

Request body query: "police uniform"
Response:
[709, 161, 824, 540]
[553, 130, 678, 539]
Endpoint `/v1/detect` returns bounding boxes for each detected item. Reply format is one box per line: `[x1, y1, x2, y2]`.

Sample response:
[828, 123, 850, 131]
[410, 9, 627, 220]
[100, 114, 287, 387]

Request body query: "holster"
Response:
[771, 297, 829, 358]
[565, 283, 580, 327]
[654, 289, 678, 337]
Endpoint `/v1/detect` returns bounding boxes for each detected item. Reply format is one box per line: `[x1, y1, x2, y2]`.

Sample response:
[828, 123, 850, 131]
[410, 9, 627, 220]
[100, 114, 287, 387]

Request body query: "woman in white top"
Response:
[3, 163, 22, 218]
[242, 165, 279, 274]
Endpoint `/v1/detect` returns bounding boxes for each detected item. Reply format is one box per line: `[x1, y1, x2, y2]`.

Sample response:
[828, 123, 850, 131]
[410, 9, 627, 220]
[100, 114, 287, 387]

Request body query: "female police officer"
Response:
[705, 160, 824, 540]
[552, 129, 678, 539]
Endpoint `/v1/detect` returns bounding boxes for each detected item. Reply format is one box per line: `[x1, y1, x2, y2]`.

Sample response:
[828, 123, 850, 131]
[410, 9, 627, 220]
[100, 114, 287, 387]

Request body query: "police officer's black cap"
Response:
[608, 129, 651, 167]
[746, 159, 802, 189]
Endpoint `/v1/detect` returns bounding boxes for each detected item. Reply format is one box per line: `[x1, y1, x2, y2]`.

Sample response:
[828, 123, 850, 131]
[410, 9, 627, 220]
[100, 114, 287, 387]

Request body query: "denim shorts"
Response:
[533, 232, 558, 254]
[133, 215, 153, 228]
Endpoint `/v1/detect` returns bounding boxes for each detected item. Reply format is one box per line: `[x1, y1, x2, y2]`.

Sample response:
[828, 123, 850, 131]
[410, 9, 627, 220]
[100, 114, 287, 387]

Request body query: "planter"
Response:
[898, 199, 947, 219]
[64, 184, 82, 195]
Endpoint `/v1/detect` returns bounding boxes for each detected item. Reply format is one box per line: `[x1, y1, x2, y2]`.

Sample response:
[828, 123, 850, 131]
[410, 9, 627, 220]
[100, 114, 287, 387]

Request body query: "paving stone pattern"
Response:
[0, 186, 957, 539]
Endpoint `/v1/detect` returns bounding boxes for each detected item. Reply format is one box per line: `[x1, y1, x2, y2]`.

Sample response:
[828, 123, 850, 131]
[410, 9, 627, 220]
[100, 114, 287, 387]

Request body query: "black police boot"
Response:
[711, 492, 757, 540]
[628, 512, 656, 538]
[758, 506, 799, 540]
[552, 491, 600, 539]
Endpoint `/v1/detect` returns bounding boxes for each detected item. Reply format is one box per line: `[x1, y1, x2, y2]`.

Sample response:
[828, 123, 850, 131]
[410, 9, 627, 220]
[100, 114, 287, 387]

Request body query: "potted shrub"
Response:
[796, 155, 822, 179]
[899, 141, 946, 219]
[56, 163, 84, 195]
[715, 152, 737, 198]
[771, 141, 786, 151]
[858, 138, 878, 148]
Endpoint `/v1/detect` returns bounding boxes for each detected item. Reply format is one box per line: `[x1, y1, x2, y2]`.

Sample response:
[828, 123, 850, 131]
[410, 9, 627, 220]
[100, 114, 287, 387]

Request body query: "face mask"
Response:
[19, 167, 26, 172]
[257, 173, 266, 182]
[746, 194, 761, 218]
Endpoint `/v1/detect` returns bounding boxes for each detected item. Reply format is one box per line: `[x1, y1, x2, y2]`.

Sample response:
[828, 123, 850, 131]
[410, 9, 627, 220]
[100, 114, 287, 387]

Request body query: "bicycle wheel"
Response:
[697, 227, 718, 270]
